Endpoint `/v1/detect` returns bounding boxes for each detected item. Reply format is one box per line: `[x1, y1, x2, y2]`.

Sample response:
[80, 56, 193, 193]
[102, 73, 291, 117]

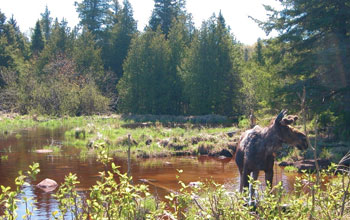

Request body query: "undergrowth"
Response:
[0, 161, 349, 219]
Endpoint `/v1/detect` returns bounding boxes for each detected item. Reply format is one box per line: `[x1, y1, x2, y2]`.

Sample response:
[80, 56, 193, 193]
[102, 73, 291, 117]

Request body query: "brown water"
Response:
[0, 128, 297, 219]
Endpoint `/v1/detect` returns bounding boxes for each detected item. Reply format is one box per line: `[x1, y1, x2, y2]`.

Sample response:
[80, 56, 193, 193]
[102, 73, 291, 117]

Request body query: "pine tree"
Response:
[167, 16, 192, 114]
[73, 29, 104, 80]
[258, 0, 350, 136]
[0, 11, 29, 69]
[40, 6, 53, 42]
[31, 20, 45, 54]
[103, 0, 137, 79]
[149, 0, 186, 37]
[117, 29, 173, 114]
[181, 13, 242, 116]
[36, 18, 73, 73]
[75, 0, 112, 39]
[254, 38, 264, 65]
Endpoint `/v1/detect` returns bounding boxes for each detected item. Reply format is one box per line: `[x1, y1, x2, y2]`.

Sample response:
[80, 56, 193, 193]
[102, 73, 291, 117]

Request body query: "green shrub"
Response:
[238, 116, 250, 129]
[1, 57, 110, 116]
[2, 162, 350, 219]
[284, 165, 299, 173]
[320, 147, 333, 160]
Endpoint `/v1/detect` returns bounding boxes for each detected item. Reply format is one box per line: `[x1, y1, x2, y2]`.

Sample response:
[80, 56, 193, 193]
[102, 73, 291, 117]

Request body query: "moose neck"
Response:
[263, 124, 283, 155]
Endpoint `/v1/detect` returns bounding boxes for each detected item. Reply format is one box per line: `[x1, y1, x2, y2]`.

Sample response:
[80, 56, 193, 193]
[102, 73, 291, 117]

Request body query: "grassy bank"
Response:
[63, 115, 239, 158]
[1, 113, 348, 163]
[0, 113, 240, 158]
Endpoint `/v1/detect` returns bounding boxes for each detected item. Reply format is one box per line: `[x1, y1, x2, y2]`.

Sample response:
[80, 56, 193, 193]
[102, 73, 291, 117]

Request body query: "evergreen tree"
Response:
[0, 11, 5, 35]
[31, 20, 44, 54]
[0, 11, 28, 70]
[73, 29, 104, 79]
[117, 29, 174, 114]
[254, 38, 264, 65]
[0, 11, 14, 69]
[7, 15, 30, 60]
[167, 16, 192, 114]
[106, 0, 121, 27]
[181, 13, 242, 116]
[103, 0, 137, 79]
[40, 6, 53, 42]
[75, 0, 112, 39]
[258, 0, 350, 136]
[8, 15, 19, 32]
[149, 0, 186, 37]
[36, 18, 73, 73]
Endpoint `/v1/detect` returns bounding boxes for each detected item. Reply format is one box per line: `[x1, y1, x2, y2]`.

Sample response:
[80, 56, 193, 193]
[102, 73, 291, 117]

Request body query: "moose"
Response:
[235, 110, 308, 192]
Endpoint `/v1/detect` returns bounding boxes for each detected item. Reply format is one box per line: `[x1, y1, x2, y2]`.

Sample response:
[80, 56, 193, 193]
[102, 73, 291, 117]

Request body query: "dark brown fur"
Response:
[235, 110, 308, 192]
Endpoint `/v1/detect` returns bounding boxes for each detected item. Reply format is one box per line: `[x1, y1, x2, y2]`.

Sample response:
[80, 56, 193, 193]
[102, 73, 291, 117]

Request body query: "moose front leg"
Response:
[249, 170, 259, 201]
[240, 167, 251, 192]
[265, 155, 275, 188]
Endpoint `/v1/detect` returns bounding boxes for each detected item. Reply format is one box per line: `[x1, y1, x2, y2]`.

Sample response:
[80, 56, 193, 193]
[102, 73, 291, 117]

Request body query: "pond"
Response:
[0, 127, 298, 219]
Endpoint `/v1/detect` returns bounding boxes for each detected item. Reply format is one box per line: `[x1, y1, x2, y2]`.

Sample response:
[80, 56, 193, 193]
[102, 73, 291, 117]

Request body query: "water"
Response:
[0, 128, 297, 219]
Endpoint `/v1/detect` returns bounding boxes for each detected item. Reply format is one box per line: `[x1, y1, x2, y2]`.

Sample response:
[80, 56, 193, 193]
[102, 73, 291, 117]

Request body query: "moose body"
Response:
[235, 110, 308, 192]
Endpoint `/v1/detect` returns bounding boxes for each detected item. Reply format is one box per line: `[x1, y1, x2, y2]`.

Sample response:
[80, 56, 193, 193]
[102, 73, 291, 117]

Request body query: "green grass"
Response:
[0, 114, 239, 158]
[1, 155, 8, 161]
[57, 115, 239, 158]
[284, 165, 299, 173]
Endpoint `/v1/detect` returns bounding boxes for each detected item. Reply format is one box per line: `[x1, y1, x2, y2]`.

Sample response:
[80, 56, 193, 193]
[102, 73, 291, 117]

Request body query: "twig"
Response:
[298, 87, 320, 185]
[127, 134, 132, 184]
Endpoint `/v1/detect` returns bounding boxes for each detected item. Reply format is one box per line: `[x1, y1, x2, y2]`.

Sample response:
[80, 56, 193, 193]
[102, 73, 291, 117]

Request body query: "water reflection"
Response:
[0, 128, 297, 219]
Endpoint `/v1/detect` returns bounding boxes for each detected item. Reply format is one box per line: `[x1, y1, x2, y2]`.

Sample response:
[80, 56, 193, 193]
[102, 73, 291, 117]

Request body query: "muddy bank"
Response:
[279, 159, 332, 172]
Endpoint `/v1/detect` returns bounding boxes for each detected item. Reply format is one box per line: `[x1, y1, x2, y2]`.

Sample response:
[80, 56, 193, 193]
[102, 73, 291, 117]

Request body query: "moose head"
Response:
[274, 110, 308, 150]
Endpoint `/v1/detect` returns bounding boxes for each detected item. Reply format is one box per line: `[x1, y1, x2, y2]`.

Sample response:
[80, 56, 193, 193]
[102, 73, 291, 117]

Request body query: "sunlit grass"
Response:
[1, 114, 238, 158]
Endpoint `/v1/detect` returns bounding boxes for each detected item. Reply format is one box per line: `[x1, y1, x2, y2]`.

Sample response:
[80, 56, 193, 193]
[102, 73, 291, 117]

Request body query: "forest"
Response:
[1, 0, 349, 140]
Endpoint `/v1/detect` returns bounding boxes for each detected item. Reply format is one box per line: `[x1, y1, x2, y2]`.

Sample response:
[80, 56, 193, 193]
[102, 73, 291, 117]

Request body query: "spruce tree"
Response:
[103, 0, 137, 79]
[73, 29, 104, 78]
[40, 6, 53, 42]
[31, 20, 45, 55]
[258, 0, 350, 136]
[149, 0, 186, 37]
[182, 13, 242, 116]
[117, 29, 173, 114]
[75, 0, 112, 39]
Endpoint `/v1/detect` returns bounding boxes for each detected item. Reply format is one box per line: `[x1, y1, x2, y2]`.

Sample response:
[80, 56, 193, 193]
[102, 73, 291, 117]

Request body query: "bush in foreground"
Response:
[1, 160, 349, 219]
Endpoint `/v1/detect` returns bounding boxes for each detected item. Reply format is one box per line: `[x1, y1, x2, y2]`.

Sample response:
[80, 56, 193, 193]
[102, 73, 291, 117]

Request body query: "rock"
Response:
[278, 161, 293, 167]
[86, 140, 94, 149]
[35, 149, 53, 153]
[36, 178, 58, 192]
[145, 139, 152, 145]
[75, 127, 86, 139]
[216, 149, 233, 158]
[293, 159, 331, 172]
[139, 179, 157, 183]
[226, 131, 236, 137]
[226, 142, 237, 153]
[121, 122, 153, 129]
[158, 139, 170, 147]
[189, 181, 202, 188]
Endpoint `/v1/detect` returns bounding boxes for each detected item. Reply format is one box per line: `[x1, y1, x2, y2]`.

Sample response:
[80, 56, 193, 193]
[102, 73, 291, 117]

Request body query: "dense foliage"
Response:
[0, 0, 349, 139]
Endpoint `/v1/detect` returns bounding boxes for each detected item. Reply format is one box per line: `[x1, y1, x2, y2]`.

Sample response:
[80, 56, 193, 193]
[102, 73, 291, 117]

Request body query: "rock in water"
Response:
[35, 149, 53, 153]
[36, 178, 58, 192]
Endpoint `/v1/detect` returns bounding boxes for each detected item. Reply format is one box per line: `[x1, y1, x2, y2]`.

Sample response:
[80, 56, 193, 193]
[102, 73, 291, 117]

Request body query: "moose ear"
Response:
[280, 115, 298, 125]
[275, 109, 288, 124]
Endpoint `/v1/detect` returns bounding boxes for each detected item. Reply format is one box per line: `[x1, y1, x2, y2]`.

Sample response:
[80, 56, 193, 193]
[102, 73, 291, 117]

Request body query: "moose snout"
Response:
[297, 135, 308, 150]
